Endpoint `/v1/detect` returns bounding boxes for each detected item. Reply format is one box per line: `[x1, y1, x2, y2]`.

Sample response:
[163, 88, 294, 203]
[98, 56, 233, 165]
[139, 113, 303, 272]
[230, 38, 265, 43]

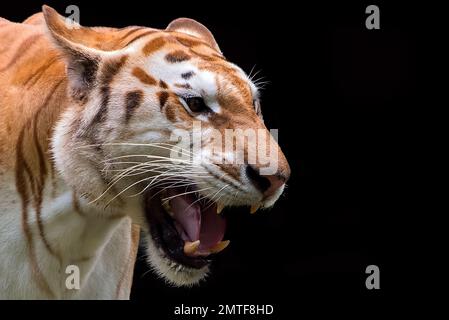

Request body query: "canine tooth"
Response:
[184, 240, 200, 255]
[217, 203, 225, 214]
[209, 240, 230, 254]
[250, 204, 260, 214]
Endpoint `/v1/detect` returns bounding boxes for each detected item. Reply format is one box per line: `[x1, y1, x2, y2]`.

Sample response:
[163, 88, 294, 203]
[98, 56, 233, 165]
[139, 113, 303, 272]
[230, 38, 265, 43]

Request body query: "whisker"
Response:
[161, 187, 213, 203]
[105, 161, 212, 204]
[90, 163, 199, 204]
[130, 180, 202, 198]
[203, 185, 229, 211]
[74, 142, 194, 156]
[101, 154, 195, 165]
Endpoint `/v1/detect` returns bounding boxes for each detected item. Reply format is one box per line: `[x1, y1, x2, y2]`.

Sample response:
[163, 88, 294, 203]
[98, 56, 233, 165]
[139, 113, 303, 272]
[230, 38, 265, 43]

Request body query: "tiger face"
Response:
[44, 6, 290, 286]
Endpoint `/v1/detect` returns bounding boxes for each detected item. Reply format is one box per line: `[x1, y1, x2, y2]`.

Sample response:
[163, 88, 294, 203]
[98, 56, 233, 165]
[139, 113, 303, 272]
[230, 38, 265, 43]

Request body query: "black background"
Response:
[2, 0, 423, 316]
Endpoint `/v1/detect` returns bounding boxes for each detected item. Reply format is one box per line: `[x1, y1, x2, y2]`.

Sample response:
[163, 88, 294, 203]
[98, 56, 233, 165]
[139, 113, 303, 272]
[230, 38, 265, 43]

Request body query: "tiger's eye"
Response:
[184, 97, 210, 113]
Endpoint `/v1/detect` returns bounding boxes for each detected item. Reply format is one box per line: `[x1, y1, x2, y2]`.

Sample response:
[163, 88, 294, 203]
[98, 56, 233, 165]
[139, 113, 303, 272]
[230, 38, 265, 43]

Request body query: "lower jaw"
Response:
[142, 231, 210, 287]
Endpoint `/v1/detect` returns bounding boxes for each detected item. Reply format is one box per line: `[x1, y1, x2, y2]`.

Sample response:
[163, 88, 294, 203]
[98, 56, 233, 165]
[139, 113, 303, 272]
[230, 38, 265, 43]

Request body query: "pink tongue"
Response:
[169, 193, 201, 242]
[168, 189, 226, 250]
[198, 205, 226, 250]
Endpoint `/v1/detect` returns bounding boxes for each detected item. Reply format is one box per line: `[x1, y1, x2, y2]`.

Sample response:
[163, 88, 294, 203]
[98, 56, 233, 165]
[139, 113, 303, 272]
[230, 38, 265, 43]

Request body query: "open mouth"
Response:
[144, 186, 229, 269]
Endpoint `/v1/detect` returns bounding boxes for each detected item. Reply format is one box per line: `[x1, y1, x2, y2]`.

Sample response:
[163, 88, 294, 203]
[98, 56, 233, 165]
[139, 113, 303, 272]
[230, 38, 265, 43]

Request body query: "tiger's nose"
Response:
[245, 165, 290, 198]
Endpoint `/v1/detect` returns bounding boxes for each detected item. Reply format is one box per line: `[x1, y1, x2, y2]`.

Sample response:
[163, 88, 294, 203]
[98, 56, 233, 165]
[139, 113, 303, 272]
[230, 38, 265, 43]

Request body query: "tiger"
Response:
[0, 5, 290, 299]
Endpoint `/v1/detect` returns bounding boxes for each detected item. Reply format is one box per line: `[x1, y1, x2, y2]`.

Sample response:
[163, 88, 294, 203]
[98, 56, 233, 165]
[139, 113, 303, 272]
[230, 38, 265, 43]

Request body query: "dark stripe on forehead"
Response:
[204, 63, 253, 104]
[100, 55, 128, 85]
[190, 48, 224, 62]
[158, 91, 169, 109]
[93, 87, 110, 125]
[132, 67, 157, 86]
[174, 36, 205, 48]
[181, 71, 195, 79]
[165, 50, 191, 63]
[143, 36, 166, 56]
[125, 90, 144, 123]
[91, 55, 128, 125]
[123, 30, 156, 47]
[118, 27, 144, 42]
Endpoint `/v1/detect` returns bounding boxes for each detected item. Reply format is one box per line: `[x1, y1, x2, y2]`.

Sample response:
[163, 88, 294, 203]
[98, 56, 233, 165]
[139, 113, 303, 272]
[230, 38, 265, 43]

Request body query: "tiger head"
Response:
[44, 6, 290, 286]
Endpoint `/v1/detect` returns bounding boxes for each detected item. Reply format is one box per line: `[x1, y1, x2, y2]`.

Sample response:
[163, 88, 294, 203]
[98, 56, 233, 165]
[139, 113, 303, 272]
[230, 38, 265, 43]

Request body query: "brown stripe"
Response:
[23, 56, 59, 87]
[33, 110, 48, 183]
[181, 71, 195, 79]
[175, 36, 205, 48]
[165, 50, 191, 63]
[49, 152, 57, 198]
[32, 108, 56, 258]
[117, 27, 144, 42]
[16, 129, 55, 298]
[142, 36, 166, 56]
[124, 30, 156, 47]
[0, 34, 42, 72]
[174, 83, 191, 89]
[90, 55, 128, 126]
[158, 91, 169, 109]
[124, 90, 144, 123]
[92, 89, 108, 124]
[23, 155, 37, 200]
[31, 80, 65, 261]
[159, 80, 168, 89]
[132, 67, 157, 86]
[190, 48, 224, 62]
[100, 55, 129, 88]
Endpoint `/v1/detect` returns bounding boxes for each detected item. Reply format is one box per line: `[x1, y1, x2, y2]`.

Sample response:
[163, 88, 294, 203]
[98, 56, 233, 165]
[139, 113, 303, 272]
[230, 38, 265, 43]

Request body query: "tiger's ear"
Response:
[42, 5, 104, 100]
[166, 18, 222, 54]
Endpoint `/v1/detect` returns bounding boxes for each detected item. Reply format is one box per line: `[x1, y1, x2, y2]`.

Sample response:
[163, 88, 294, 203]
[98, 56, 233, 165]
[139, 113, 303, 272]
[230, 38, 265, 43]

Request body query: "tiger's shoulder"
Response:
[0, 13, 64, 170]
[0, 12, 156, 171]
